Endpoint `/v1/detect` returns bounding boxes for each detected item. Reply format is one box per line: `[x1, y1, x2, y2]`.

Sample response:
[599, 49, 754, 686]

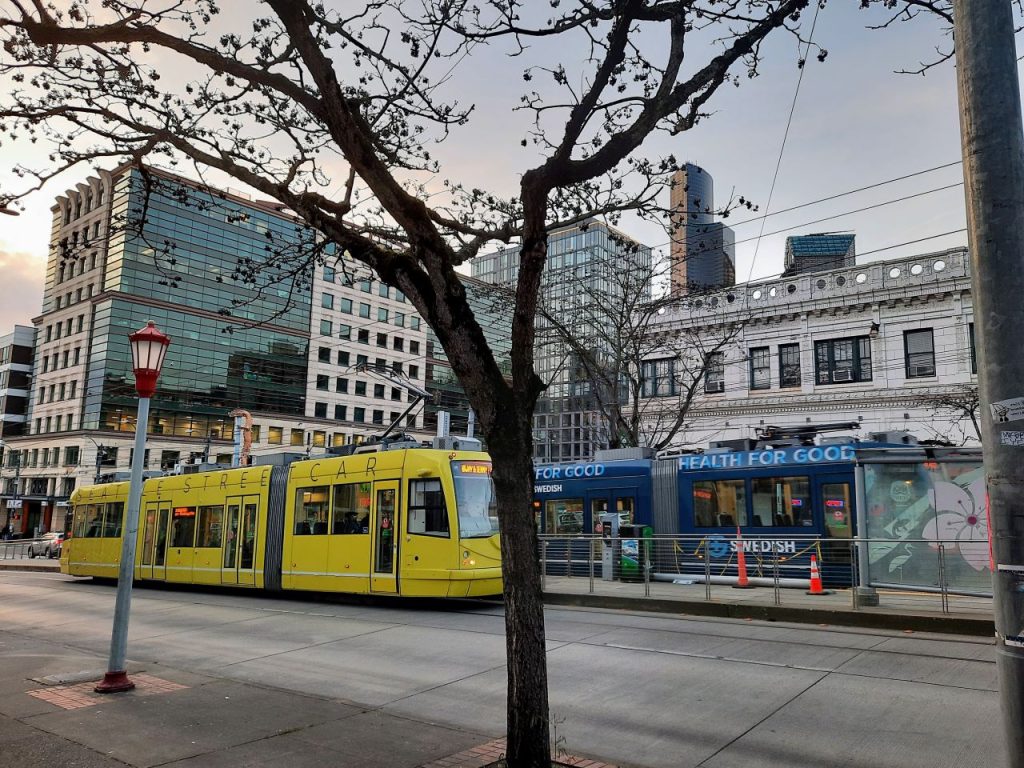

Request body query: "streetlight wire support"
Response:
[95, 321, 170, 694]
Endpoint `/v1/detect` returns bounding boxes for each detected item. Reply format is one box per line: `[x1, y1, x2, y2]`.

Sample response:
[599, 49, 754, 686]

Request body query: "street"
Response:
[0, 571, 1002, 768]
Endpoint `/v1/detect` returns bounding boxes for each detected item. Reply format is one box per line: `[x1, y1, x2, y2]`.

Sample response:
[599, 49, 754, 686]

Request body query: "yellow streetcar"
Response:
[61, 446, 502, 598]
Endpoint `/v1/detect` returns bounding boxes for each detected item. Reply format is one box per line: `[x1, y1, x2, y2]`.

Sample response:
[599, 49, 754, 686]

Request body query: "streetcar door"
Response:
[820, 476, 853, 539]
[145, 502, 170, 580]
[371, 481, 399, 594]
[141, 502, 158, 578]
[589, 497, 609, 535]
[222, 495, 259, 586]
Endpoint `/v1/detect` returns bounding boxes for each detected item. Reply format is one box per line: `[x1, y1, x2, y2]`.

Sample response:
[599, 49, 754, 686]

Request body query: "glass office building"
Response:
[472, 219, 651, 460]
[784, 233, 856, 276]
[82, 168, 311, 438]
[669, 163, 736, 295]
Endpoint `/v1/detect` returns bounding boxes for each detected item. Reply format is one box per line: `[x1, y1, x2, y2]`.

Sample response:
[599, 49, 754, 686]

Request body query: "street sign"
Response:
[5, 499, 21, 509]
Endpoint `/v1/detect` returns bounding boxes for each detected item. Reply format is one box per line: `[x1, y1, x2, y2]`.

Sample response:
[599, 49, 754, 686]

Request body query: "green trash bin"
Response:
[619, 524, 652, 582]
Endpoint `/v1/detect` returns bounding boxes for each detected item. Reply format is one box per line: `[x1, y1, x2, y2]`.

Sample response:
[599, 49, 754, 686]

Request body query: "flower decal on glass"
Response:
[923, 475, 990, 572]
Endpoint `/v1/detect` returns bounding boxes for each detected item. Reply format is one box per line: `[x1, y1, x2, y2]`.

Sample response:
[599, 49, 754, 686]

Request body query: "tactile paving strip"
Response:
[26, 673, 188, 710]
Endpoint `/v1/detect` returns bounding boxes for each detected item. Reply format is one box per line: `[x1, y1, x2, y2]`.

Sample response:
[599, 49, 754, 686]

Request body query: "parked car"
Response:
[27, 532, 65, 559]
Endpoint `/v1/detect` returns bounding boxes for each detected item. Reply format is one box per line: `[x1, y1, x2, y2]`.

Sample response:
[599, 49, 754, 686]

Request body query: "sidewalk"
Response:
[0, 630, 619, 768]
[0, 558, 995, 635]
[542, 574, 994, 636]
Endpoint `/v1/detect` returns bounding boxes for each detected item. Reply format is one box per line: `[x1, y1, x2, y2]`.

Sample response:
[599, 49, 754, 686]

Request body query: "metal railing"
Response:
[536, 533, 993, 616]
[0, 537, 57, 560]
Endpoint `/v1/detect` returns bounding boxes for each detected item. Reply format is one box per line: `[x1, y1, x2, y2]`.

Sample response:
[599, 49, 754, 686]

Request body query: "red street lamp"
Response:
[129, 321, 171, 398]
[96, 321, 170, 694]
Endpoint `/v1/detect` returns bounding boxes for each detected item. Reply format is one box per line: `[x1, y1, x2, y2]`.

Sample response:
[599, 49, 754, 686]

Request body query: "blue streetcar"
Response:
[533, 430, 937, 586]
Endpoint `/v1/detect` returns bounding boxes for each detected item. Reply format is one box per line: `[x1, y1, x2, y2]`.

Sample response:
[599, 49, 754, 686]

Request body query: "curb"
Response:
[0, 561, 61, 573]
[542, 592, 995, 637]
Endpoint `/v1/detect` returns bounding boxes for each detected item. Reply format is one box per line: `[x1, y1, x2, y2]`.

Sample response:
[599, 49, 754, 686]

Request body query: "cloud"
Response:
[0, 249, 44, 330]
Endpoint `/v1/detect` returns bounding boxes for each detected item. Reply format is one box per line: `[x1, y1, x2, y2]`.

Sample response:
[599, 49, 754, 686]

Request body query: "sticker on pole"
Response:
[990, 396, 1024, 423]
[999, 431, 1024, 447]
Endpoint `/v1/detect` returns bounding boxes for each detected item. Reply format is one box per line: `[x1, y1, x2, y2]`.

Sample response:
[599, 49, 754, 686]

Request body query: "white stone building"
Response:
[645, 248, 978, 448]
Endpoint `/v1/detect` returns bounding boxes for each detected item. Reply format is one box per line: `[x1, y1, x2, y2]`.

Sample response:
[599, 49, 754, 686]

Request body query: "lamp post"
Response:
[95, 321, 170, 694]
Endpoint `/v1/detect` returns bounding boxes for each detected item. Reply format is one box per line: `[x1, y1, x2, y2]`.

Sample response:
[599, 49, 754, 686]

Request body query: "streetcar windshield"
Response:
[451, 461, 499, 538]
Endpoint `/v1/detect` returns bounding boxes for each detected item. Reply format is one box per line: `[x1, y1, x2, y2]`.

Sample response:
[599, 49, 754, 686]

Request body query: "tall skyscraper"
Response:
[784, 233, 856, 275]
[669, 163, 736, 295]
[472, 219, 651, 461]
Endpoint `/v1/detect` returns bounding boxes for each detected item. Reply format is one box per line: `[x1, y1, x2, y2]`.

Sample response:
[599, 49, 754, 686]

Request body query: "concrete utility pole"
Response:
[952, 3, 1024, 766]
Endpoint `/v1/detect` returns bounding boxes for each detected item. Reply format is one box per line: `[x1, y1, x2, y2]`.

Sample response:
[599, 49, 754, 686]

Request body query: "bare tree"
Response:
[537, 243, 745, 452]
[919, 384, 981, 445]
[0, 3, 822, 765]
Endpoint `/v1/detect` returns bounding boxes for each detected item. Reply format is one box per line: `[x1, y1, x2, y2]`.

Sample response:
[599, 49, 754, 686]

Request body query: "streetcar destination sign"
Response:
[678, 444, 855, 471]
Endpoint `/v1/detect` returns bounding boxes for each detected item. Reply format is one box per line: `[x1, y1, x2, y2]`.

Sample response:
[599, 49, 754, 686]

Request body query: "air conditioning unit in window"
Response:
[832, 369, 854, 383]
[909, 364, 935, 377]
[706, 380, 725, 393]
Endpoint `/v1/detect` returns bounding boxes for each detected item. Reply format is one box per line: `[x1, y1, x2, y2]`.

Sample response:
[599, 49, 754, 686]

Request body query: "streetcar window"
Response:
[451, 462, 499, 538]
[73, 505, 90, 538]
[332, 483, 370, 534]
[295, 486, 329, 535]
[751, 476, 811, 527]
[104, 502, 124, 537]
[408, 479, 449, 537]
[693, 480, 747, 527]
[616, 497, 635, 524]
[84, 505, 104, 538]
[197, 505, 224, 548]
[171, 507, 197, 548]
[545, 499, 583, 535]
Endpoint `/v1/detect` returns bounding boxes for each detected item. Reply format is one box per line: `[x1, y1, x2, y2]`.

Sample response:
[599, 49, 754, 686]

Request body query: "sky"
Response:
[0, 3, 1015, 331]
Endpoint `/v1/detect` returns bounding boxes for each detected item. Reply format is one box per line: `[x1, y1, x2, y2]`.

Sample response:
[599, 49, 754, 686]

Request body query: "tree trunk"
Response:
[488, 416, 551, 768]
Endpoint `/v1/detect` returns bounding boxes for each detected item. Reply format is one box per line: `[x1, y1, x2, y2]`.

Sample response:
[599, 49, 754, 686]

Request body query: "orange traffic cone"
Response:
[806, 554, 833, 596]
[733, 526, 754, 589]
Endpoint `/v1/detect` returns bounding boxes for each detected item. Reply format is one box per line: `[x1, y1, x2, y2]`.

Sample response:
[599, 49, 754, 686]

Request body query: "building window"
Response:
[410, 340, 420, 355]
[749, 347, 771, 390]
[378, 283, 389, 298]
[268, 426, 283, 445]
[377, 308, 389, 323]
[359, 302, 371, 318]
[318, 346, 331, 362]
[337, 350, 350, 366]
[411, 317, 421, 330]
[705, 352, 725, 394]
[359, 279, 372, 293]
[355, 381, 367, 396]
[904, 329, 936, 378]
[814, 336, 872, 384]
[353, 407, 365, 422]
[393, 337, 404, 352]
[376, 332, 387, 348]
[319, 319, 333, 336]
[321, 293, 334, 309]
[358, 329, 369, 344]
[316, 374, 329, 390]
[409, 364, 419, 379]
[356, 354, 368, 367]
[374, 383, 385, 399]
[313, 430, 326, 447]
[394, 312, 405, 327]
[65, 446, 80, 466]
[314, 402, 328, 418]
[337, 377, 349, 393]
[251, 425, 261, 442]
[779, 343, 801, 388]
[324, 265, 336, 282]
[642, 358, 676, 397]
[339, 324, 351, 341]
[335, 404, 347, 420]
[290, 429, 305, 447]
[391, 387, 402, 401]
[372, 409, 385, 425]
[969, 323, 977, 374]
[340, 298, 352, 314]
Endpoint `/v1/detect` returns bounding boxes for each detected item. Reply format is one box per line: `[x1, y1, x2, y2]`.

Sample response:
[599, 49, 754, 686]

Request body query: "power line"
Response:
[724, 160, 963, 229]
[744, 1, 822, 284]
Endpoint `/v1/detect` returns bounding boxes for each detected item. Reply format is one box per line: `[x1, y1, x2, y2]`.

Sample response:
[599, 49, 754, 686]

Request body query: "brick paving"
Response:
[419, 737, 618, 768]
[26, 673, 188, 710]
